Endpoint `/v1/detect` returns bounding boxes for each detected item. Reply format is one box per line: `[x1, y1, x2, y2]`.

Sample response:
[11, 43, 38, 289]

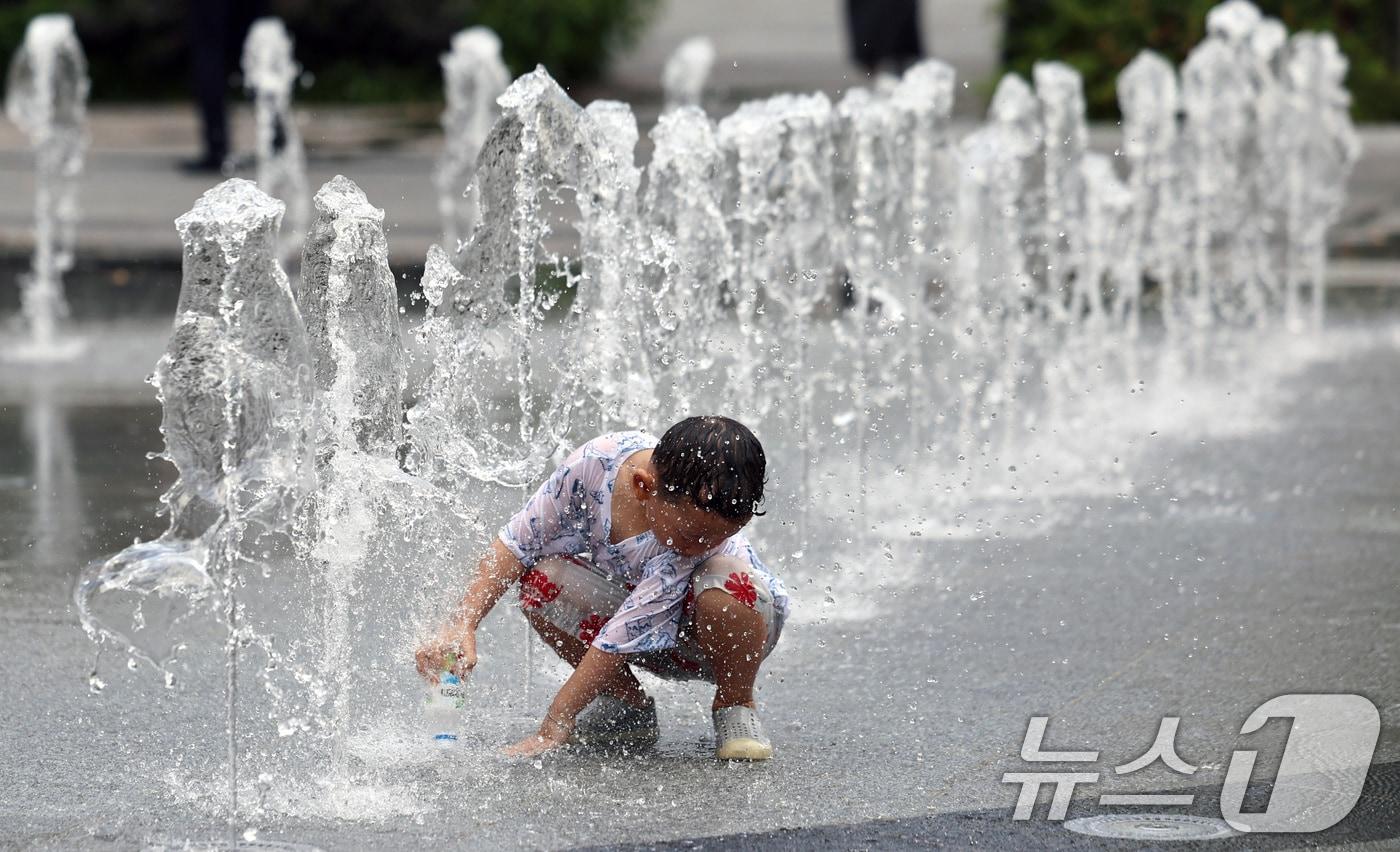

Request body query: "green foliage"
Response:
[0, 1, 189, 100]
[464, 0, 660, 85]
[1, 0, 659, 102]
[281, 0, 660, 101]
[1001, 0, 1400, 121]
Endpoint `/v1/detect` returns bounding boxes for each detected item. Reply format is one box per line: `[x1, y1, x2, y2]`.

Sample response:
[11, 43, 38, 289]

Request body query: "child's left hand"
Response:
[503, 714, 572, 758]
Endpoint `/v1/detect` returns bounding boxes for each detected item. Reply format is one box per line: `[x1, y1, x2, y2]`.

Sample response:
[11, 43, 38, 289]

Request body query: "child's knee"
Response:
[691, 559, 772, 622]
[695, 587, 765, 634]
[696, 585, 749, 611]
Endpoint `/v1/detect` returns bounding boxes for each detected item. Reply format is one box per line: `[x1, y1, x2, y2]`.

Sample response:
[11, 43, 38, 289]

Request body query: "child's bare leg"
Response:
[693, 588, 766, 711]
[522, 608, 649, 706]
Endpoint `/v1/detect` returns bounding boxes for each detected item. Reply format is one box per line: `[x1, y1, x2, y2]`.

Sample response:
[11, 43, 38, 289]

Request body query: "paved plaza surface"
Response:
[3, 106, 1400, 284]
[608, 0, 1001, 109]
[3, 17, 1400, 846]
[1, 309, 1397, 849]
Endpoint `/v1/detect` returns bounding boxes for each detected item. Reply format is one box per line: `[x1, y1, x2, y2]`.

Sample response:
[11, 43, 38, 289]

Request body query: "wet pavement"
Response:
[585, 761, 1400, 850]
[1, 309, 1398, 849]
[4, 109, 1400, 275]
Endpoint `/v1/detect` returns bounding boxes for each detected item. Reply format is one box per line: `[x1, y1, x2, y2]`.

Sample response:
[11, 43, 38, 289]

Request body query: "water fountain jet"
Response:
[242, 18, 309, 265]
[76, 178, 316, 829]
[662, 37, 716, 112]
[436, 27, 510, 256]
[2, 13, 88, 362]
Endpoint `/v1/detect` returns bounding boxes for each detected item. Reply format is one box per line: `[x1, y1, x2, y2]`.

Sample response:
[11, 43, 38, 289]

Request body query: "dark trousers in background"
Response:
[845, 0, 925, 75]
[187, 0, 266, 163]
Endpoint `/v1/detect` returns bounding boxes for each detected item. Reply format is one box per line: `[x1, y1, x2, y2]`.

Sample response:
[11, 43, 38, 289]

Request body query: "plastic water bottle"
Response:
[425, 653, 467, 748]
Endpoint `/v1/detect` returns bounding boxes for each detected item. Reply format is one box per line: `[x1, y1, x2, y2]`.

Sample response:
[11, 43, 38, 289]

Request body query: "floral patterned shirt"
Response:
[499, 431, 790, 655]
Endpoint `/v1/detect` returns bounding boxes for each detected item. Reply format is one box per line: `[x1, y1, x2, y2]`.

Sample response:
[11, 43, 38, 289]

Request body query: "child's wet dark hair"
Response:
[653, 416, 766, 522]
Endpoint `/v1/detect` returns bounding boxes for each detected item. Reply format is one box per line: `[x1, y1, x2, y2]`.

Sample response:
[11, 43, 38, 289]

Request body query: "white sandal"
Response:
[712, 704, 773, 760]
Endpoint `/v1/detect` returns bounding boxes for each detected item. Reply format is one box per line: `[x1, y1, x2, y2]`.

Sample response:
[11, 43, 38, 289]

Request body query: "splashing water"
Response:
[1279, 32, 1359, 331]
[72, 0, 1367, 829]
[1033, 61, 1088, 328]
[886, 59, 956, 460]
[436, 27, 510, 255]
[833, 86, 898, 517]
[1119, 50, 1190, 346]
[76, 179, 316, 827]
[242, 18, 309, 264]
[2, 14, 88, 361]
[662, 37, 716, 112]
[577, 99, 658, 429]
[950, 76, 1038, 478]
[717, 92, 835, 426]
[641, 106, 735, 417]
[77, 180, 315, 669]
[295, 174, 410, 777]
[410, 68, 659, 488]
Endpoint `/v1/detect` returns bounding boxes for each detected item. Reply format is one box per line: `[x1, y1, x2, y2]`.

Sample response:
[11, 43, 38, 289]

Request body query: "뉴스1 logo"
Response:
[1002, 693, 1380, 833]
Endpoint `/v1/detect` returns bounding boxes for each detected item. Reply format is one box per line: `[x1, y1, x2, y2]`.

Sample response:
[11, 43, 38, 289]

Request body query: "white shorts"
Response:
[518, 553, 783, 682]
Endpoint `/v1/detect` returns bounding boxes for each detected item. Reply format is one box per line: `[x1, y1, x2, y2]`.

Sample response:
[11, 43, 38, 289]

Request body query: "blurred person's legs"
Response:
[184, 0, 264, 173]
[845, 0, 925, 76]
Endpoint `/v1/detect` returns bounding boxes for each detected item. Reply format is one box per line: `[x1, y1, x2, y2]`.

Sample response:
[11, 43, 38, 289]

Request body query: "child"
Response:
[415, 416, 791, 760]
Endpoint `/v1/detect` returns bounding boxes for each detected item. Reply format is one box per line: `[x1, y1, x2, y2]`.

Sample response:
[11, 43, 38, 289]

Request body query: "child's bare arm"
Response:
[504, 644, 629, 757]
[415, 537, 525, 681]
[452, 537, 528, 629]
[547, 645, 629, 722]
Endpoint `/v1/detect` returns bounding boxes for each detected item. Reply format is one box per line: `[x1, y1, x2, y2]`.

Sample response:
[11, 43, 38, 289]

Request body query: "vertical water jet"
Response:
[242, 18, 309, 264]
[2, 14, 88, 361]
[437, 28, 510, 255]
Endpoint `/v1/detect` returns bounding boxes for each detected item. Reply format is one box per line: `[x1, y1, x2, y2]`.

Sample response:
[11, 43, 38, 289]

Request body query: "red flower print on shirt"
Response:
[723, 571, 758, 608]
[519, 568, 561, 609]
[577, 613, 607, 643]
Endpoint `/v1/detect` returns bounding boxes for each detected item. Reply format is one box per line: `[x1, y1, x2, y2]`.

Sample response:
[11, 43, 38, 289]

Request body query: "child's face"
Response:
[645, 494, 747, 557]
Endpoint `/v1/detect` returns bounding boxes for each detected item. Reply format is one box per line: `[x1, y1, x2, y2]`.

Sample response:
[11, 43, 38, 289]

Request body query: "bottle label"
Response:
[438, 672, 465, 700]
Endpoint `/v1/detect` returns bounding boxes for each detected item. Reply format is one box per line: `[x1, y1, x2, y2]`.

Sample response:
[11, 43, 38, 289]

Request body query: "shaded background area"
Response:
[1002, 0, 1400, 121]
[0, 0, 660, 100]
[2, 0, 1398, 117]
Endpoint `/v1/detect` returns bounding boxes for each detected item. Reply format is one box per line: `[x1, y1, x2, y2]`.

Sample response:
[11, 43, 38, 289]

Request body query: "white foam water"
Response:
[242, 18, 309, 264]
[2, 13, 88, 361]
[436, 27, 510, 254]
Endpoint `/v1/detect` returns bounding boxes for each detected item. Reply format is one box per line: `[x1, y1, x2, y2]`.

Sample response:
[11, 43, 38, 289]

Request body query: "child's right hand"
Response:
[415, 624, 477, 683]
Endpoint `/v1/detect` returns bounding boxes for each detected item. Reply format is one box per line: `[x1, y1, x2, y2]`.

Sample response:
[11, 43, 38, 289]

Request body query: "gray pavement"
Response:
[1, 310, 1398, 849]
[3, 107, 1400, 283]
[608, 0, 1001, 113]
[4, 9, 1399, 846]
